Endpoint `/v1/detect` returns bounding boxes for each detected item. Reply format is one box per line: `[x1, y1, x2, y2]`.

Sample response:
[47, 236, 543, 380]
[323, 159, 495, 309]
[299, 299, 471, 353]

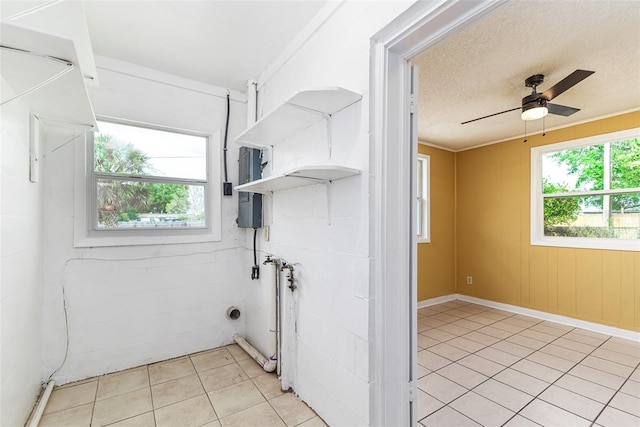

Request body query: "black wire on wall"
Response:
[223, 93, 232, 195]
[251, 228, 260, 280]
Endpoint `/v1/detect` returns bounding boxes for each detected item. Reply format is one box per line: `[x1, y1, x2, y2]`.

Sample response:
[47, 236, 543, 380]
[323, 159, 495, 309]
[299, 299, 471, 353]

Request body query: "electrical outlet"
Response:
[223, 182, 233, 196]
[466, 276, 473, 285]
[264, 225, 270, 241]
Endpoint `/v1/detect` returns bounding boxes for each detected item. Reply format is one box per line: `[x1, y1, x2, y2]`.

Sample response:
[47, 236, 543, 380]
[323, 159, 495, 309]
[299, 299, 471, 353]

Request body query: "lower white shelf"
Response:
[235, 165, 361, 194]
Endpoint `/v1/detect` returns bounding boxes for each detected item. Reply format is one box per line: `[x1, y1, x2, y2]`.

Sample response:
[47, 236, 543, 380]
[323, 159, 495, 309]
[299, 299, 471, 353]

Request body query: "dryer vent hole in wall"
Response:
[466, 276, 473, 285]
[226, 307, 241, 320]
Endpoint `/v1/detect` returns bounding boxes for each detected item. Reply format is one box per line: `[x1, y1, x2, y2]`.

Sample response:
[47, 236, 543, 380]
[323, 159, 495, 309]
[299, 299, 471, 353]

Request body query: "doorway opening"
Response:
[370, 2, 504, 425]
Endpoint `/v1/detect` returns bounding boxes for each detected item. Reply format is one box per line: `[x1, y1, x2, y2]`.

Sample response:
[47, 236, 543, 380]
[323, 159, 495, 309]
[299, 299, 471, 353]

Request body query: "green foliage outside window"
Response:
[543, 180, 580, 229]
[543, 137, 640, 239]
[95, 134, 192, 227]
[551, 138, 640, 211]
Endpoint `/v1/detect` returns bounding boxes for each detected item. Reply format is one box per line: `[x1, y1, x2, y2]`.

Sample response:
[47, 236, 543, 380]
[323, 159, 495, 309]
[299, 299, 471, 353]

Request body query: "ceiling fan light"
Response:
[521, 100, 548, 121]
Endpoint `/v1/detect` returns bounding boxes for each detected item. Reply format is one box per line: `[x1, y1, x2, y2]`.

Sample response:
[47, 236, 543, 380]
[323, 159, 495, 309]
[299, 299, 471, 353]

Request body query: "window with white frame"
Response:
[531, 128, 640, 251]
[417, 154, 430, 242]
[74, 119, 221, 247]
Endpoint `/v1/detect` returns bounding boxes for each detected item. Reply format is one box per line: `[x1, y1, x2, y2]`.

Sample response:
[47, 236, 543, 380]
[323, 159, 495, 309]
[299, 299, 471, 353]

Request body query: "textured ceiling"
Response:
[83, 1, 327, 91]
[414, 1, 640, 151]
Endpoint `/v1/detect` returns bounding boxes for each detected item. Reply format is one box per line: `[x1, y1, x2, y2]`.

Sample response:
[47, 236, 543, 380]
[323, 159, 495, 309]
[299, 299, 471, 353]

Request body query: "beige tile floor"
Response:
[35, 299, 640, 427]
[38, 344, 327, 427]
[417, 300, 640, 427]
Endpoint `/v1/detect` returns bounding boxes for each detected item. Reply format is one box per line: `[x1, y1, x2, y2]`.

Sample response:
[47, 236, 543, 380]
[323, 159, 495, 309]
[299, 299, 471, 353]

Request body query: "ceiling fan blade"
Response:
[542, 69, 595, 101]
[547, 103, 581, 117]
[461, 106, 520, 124]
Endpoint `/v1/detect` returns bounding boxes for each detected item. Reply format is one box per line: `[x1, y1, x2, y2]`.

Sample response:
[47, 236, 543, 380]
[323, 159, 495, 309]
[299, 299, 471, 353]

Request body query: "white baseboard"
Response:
[418, 294, 640, 342]
[417, 294, 458, 309]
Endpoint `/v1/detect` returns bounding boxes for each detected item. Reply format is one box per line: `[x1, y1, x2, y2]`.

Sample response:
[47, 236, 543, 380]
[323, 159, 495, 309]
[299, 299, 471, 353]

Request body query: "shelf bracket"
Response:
[0, 45, 75, 106]
[326, 115, 333, 158]
[283, 174, 333, 224]
[324, 180, 332, 225]
[288, 103, 333, 157]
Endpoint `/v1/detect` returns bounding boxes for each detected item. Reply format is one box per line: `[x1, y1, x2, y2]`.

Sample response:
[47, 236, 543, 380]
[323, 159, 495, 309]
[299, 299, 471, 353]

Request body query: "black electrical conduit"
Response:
[252, 228, 259, 279]
[223, 92, 232, 195]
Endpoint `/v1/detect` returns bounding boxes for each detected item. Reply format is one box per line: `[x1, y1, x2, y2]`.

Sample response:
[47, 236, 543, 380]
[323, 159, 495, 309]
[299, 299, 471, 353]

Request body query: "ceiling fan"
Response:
[461, 69, 595, 124]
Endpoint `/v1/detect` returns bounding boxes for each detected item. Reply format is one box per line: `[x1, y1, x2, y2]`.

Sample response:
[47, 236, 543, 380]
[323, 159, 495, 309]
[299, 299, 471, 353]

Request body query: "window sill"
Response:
[74, 229, 221, 248]
[531, 237, 640, 252]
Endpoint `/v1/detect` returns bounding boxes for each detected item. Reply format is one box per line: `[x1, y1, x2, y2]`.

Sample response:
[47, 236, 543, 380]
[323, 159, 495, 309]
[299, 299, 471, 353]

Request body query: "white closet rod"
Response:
[3, 0, 63, 21]
[0, 45, 74, 106]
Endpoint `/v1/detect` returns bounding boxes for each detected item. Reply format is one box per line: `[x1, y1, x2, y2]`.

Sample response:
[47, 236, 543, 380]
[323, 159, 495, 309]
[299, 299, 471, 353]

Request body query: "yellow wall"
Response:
[417, 144, 456, 301]
[455, 111, 640, 332]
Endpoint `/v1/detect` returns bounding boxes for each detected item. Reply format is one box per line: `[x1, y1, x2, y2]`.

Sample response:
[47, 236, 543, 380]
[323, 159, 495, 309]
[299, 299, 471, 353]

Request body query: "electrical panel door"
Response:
[237, 147, 262, 228]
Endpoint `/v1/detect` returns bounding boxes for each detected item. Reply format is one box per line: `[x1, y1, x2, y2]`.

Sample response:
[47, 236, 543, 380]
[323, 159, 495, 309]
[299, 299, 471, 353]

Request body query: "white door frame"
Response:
[370, 1, 505, 425]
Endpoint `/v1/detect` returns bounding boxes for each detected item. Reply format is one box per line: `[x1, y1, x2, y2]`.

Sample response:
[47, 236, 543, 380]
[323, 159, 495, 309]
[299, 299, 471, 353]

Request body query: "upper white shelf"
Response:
[235, 87, 361, 149]
[0, 21, 96, 127]
[1, 0, 99, 86]
[234, 165, 362, 194]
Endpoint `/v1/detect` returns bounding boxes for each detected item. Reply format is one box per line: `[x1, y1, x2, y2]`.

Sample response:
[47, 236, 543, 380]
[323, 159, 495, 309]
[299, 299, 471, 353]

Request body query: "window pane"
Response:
[96, 179, 205, 229]
[544, 193, 640, 239]
[95, 121, 206, 180]
[417, 199, 423, 236]
[543, 145, 604, 192]
[611, 138, 640, 190]
[416, 156, 429, 240]
[417, 159, 423, 195]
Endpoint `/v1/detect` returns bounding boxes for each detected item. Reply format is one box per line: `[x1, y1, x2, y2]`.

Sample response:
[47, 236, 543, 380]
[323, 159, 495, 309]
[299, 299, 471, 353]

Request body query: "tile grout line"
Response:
[441, 306, 556, 426]
[418, 303, 513, 425]
[191, 345, 299, 426]
[496, 322, 595, 426]
[96, 366, 155, 427]
[90, 375, 99, 427]
[147, 365, 157, 427]
[586, 358, 640, 426]
[454, 305, 631, 426]
[419, 303, 636, 426]
[228, 346, 284, 424]
[513, 334, 633, 427]
[189, 349, 222, 425]
[441, 305, 637, 426]
[418, 305, 540, 422]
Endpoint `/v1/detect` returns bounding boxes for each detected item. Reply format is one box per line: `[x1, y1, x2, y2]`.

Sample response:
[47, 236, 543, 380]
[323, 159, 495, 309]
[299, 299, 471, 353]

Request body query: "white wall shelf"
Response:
[235, 87, 361, 149]
[235, 165, 361, 194]
[0, 22, 96, 127]
[1, 0, 99, 86]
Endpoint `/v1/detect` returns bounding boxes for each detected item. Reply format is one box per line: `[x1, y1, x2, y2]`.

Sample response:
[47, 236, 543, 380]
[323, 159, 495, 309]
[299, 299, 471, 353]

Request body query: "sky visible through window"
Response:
[542, 155, 578, 189]
[97, 121, 206, 180]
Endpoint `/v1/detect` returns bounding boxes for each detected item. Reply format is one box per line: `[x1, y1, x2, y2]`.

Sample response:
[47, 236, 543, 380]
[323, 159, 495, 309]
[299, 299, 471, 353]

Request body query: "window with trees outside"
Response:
[417, 154, 430, 243]
[74, 119, 220, 247]
[531, 128, 640, 251]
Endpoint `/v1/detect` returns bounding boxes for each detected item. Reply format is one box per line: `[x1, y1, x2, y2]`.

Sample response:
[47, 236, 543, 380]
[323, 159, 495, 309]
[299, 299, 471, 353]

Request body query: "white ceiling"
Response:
[414, 0, 640, 151]
[4, 0, 637, 151]
[82, 0, 327, 92]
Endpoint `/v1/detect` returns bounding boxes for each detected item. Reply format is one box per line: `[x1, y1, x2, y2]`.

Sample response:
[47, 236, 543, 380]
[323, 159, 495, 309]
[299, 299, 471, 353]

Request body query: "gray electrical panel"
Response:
[237, 147, 262, 228]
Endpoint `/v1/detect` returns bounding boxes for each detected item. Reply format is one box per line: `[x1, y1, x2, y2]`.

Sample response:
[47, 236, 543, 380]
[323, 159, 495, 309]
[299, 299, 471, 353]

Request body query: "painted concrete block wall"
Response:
[40, 58, 250, 384]
[253, 1, 415, 425]
[0, 80, 44, 426]
[417, 144, 456, 302]
[456, 111, 640, 332]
